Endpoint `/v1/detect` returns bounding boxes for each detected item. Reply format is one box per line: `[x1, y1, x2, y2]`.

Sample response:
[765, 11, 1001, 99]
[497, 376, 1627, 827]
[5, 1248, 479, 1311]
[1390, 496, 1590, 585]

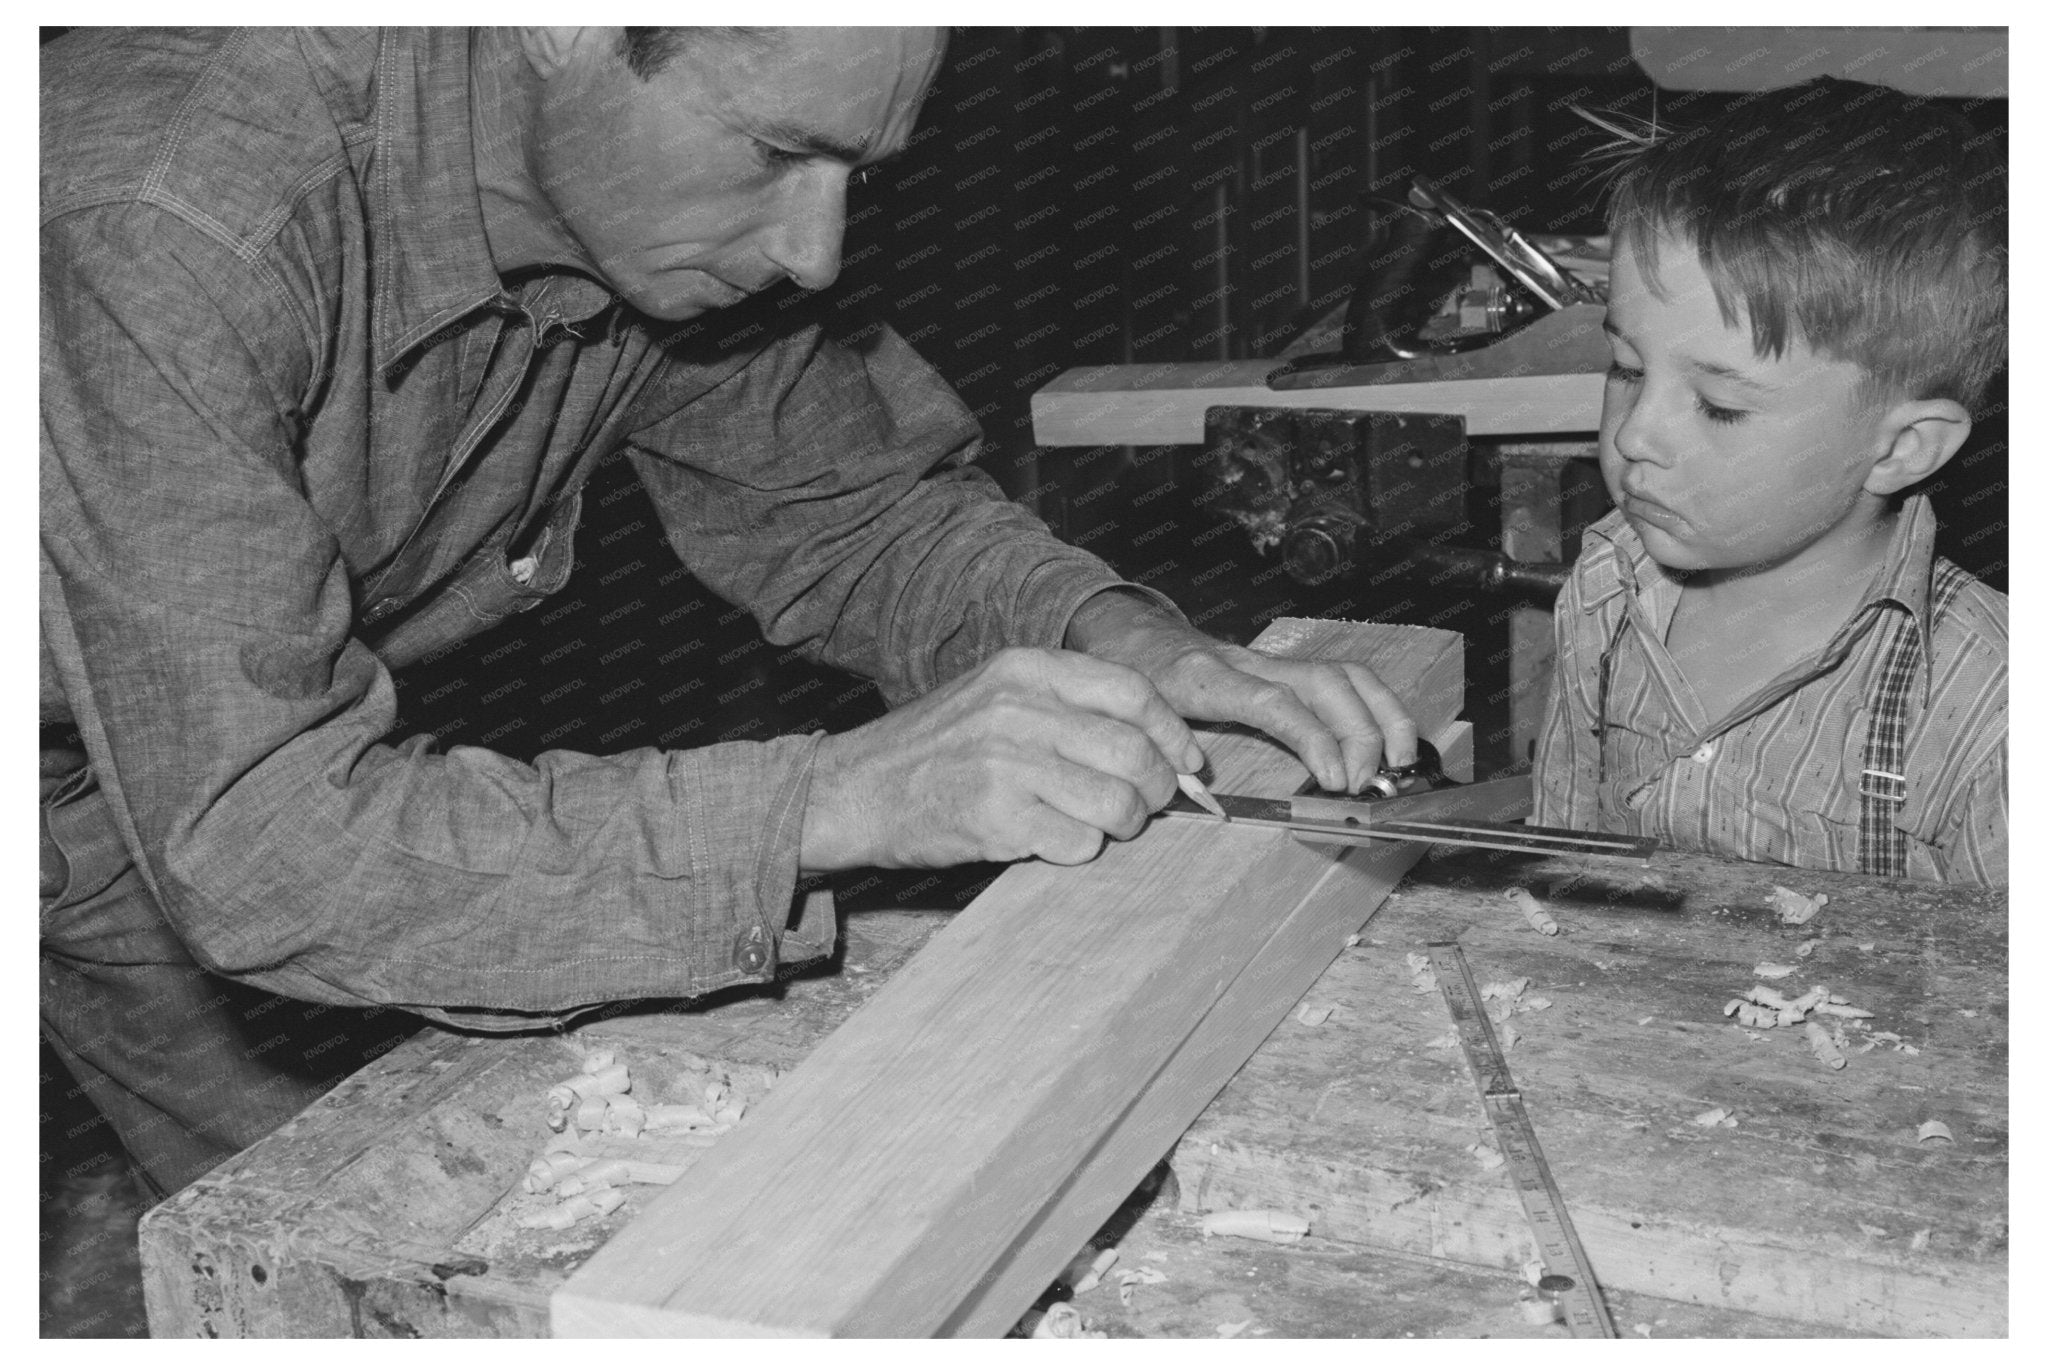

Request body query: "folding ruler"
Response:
[1427, 941, 1617, 1337]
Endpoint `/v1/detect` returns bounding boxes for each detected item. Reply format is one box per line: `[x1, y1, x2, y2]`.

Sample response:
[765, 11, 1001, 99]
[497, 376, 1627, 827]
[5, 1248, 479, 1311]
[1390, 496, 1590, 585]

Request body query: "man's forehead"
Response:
[713, 27, 944, 158]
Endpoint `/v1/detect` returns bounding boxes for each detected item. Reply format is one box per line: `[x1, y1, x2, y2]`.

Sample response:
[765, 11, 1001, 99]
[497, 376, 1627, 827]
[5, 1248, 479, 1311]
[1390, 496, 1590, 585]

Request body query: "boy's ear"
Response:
[1864, 398, 1973, 496]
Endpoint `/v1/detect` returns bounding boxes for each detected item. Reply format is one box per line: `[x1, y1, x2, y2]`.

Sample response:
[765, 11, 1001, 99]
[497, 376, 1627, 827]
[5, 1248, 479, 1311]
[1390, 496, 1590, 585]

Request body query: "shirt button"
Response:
[1691, 742, 1716, 764]
[733, 925, 772, 975]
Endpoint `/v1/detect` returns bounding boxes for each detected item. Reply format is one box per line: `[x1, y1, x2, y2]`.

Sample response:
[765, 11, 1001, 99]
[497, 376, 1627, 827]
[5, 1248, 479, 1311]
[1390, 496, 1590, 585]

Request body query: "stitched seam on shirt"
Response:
[245, 147, 359, 255]
[140, 28, 250, 205]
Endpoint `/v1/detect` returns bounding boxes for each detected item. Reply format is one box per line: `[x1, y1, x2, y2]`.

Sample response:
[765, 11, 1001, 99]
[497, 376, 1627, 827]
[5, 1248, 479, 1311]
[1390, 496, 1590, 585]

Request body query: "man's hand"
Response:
[1064, 590, 1418, 794]
[799, 648, 1204, 872]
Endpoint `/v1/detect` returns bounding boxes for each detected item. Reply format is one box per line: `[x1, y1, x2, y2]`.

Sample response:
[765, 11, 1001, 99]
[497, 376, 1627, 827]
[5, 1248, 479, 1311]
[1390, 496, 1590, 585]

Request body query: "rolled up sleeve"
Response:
[42, 204, 825, 1026]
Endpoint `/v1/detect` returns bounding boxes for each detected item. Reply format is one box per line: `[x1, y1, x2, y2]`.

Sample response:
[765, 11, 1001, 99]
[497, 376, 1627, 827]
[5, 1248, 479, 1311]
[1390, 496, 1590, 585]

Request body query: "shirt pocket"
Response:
[366, 490, 587, 670]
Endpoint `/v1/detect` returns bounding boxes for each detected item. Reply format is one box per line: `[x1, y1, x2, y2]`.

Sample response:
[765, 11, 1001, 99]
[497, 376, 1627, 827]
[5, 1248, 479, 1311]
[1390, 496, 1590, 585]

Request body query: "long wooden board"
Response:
[552, 620, 1463, 1337]
[1170, 849, 2008, 1336]
[1029, 361, 1601, 446]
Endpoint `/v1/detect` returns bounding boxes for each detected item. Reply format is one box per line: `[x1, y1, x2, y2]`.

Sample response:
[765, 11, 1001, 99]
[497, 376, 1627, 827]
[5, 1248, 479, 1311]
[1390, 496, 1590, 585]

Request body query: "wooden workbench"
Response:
[139, 848, 2005, 1338]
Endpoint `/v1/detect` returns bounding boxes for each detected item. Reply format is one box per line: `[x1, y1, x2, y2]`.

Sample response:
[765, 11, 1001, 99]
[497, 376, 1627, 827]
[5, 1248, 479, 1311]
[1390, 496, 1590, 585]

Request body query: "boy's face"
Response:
[1599, 230, 1890, 575]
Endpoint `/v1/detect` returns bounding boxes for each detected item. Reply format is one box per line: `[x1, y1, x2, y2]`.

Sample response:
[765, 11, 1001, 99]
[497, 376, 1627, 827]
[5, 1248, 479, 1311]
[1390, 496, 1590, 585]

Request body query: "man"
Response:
[41, 27, 1417, 1196]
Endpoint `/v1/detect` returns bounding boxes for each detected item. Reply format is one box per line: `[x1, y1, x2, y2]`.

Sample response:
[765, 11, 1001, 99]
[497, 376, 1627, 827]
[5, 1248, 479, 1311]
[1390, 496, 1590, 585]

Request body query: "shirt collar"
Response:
[1579, 494, 1944, 692]
[365, 30, 617, 373]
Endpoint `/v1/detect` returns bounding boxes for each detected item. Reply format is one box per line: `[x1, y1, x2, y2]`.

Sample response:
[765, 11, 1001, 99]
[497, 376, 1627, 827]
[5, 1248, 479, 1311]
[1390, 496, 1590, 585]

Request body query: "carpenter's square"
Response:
[1159, 739, 1657, 864]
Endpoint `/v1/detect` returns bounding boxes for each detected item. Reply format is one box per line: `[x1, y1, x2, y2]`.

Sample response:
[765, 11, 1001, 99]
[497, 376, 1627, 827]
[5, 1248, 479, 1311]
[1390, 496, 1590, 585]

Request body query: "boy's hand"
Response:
[1064, 590, 1419, 794]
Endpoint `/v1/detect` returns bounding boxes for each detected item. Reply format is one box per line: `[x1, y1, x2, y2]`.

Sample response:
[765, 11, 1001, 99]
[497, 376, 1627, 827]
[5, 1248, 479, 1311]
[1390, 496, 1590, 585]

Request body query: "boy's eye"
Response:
[1606, 362, 1643, 384]
[752, 140, 804, 168]
[1694, 395, 1749, 426]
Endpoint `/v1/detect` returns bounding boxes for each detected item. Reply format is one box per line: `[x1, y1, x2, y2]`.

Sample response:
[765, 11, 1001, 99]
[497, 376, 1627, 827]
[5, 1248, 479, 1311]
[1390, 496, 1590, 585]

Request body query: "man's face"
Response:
[1598, 230, 1889, 575]
[528, 28, 945, 321]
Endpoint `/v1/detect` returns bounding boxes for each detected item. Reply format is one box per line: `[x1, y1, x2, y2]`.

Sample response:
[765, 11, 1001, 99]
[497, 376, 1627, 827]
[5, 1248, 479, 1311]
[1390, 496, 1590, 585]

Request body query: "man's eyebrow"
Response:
[753, 118, 884, 164]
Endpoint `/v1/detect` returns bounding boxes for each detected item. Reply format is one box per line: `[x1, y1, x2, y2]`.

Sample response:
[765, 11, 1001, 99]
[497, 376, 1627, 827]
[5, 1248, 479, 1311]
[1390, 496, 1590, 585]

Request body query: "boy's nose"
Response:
[1610, 392, 1676, 468]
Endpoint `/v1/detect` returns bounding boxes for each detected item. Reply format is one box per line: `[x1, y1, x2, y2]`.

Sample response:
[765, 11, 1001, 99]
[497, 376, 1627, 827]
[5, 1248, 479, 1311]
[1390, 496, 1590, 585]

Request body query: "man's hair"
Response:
[1601, 76, 2006, 410]
[616, 27, 776, 80]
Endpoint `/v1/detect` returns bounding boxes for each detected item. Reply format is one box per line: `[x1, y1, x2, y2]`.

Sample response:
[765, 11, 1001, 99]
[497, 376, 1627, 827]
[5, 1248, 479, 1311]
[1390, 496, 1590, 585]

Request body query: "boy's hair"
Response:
[1601, 76, 2006, 410]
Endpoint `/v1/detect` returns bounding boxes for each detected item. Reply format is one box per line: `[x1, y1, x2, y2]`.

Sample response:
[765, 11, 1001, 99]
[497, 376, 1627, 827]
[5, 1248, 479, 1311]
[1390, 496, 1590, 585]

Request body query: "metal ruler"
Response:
[1427, 941, 1618, 1338]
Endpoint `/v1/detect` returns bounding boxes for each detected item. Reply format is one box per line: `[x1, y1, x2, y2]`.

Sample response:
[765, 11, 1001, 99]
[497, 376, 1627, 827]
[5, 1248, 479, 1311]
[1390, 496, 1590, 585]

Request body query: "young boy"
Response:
[1534, 77, 2006, 885]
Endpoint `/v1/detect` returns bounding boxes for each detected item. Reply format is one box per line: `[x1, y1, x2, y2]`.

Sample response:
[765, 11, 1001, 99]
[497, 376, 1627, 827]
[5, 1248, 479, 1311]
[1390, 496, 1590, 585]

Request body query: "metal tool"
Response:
[1427, 941, 1618, 1338]
[1158, 740, 1658, 865]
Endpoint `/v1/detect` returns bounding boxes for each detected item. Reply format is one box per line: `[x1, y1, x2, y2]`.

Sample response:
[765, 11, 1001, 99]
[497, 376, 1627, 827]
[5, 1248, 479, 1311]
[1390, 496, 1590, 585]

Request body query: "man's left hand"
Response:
[1064, 591, 1418, 794]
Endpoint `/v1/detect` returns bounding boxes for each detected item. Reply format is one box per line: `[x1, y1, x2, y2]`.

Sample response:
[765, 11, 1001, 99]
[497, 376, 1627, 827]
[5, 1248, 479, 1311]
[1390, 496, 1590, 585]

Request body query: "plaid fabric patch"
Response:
[1858, 559, 1974, 875]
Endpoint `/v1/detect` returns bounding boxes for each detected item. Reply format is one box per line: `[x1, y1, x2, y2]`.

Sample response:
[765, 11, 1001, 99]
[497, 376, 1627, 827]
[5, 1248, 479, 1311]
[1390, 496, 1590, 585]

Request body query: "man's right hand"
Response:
[797, 648, 1205, 871]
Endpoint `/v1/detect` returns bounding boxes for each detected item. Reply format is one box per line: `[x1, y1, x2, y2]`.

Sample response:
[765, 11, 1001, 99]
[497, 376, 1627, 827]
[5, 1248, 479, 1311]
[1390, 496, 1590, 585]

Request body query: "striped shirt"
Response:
[1534, 496, 2006, 885]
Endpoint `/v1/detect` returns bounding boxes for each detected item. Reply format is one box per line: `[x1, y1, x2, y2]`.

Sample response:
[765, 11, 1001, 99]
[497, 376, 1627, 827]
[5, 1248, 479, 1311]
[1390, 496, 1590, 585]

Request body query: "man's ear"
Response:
[518, 28, 611, 80]
[1865, 398, 1973, 496]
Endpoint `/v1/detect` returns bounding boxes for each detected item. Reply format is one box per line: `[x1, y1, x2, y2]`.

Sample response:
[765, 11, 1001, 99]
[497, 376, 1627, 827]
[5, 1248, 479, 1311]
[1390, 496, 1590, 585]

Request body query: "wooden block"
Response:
[553, 621, 1463, 1337]
[1029, 361, 1602, 446]
[1170, 849, 2008, 1336]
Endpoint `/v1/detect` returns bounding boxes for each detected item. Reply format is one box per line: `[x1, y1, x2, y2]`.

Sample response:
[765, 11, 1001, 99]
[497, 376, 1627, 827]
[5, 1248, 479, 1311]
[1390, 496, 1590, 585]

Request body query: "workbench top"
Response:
[138, 848, 2004, 1338]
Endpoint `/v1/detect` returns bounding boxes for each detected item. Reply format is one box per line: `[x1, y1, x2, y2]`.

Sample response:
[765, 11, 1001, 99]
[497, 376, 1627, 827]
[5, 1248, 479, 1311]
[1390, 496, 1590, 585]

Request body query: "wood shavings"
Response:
[1026, 1303, 1103, 1339]
[1691, 1107, 1737, 1128]
[1344, 933, 1362, 948]
[1917, 1120, 1954, 1144]
[1405, 952, 1438, 993]
[1216, 1318, 1253, 1338]
[516, 1187, 625, 1230]
[642, 1103, 718, 1132]
[1767, 885, 1830, 924]
[1116, 1267, 1169, 1306]
[1754, 962, 1798, 979]
[1295, 1002, 1335, 1027]
[1482, 977, 1530, 1001]
[1911, 1229, 1931, 1252]
[1814, 1001, 1874, 1019]
[1795, 939, 1819, 958]
[523, 1151, 589, 1194]
[1517, 1294, 1561, 1325]
[1804, 1021, 1848, 1070]
[1497, 1022, 1522, 1051]
[1469, 1141, 1505, 1171]
[1725, 1000, 1776, 1029]
[1637, 1015, 1654, 1026]
[1504, 885, 1558, 934]
[1199, 1209, 1311, 1243]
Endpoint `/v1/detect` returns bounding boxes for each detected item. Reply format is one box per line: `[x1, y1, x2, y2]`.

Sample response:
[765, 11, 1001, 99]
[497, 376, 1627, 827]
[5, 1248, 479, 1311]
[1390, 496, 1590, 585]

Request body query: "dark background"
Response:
[378, 26, 2006, 777]
[40, 26, 2007, 1337]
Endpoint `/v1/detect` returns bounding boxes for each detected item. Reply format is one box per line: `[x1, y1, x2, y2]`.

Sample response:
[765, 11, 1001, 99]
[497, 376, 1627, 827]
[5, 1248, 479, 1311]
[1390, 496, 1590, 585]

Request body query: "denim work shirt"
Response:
[1533, 496, 2007, 884]
[41, 29, 1146, 1027]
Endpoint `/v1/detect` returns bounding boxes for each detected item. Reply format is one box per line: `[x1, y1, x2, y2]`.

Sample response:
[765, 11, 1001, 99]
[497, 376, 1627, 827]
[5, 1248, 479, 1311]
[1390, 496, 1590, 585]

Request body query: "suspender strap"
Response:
[1857, 560, 1973, 875]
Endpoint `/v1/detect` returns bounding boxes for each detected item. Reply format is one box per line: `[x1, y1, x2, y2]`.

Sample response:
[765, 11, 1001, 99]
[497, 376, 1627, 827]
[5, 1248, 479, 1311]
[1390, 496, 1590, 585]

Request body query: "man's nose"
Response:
[762, 171, 847, 292]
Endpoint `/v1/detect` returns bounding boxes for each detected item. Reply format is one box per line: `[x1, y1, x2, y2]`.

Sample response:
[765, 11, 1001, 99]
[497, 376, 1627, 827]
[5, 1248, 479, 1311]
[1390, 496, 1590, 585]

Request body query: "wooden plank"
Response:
[1030, 362, 1602, 445]
[1170, 849, 2008, 1336]
[940, 722, 1470, 1337]
[552, 620, 1463, 1337]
